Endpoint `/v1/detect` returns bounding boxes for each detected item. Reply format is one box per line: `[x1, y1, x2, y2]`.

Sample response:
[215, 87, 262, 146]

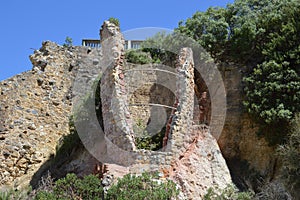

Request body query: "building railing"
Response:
[82, 39, 101, 48]
[82, 39, 143, 49]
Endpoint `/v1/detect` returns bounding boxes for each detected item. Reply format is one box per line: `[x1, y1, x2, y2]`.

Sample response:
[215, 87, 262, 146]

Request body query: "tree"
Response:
[177, 7, 229, 61]
[141, 31, 176, 65]
[177, 0, 300, 143]
[242, 0, 300, 129]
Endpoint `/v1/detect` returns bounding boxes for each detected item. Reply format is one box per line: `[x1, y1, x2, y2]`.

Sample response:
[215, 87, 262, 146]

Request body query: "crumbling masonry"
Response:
[98, 21, 232, 199]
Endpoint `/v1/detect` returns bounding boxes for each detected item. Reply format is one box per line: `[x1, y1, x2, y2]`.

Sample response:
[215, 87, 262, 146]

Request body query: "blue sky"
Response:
[0, 0, 233, 81]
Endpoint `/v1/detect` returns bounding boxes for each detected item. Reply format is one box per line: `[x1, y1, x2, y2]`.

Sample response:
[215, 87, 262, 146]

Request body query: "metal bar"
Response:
[129, 103, 177, 110]
[123, 68, 178, 76]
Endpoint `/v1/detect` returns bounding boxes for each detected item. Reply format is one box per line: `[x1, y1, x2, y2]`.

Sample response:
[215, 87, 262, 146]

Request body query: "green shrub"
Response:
[125, 49, 153, 64]
[204, 185, 254, 200]
[63, 36, 73, 47]
[134, 121, 165, 151]
[34, 191, 56, 200]
[35, 173, 103, 200]
[0, 187, 31, 200]
[108, 17, 120, 27]
[254, 181, 291, 200]
[34, 172, 178, 200]
[106, 172, 179, 200]
[277, 113, 300, 197]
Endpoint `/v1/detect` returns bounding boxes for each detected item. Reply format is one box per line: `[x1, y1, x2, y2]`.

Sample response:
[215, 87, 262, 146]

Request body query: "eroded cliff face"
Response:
[218, 64, 277, 187]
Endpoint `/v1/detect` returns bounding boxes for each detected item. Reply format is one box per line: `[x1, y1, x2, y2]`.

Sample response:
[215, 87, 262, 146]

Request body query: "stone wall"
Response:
[166, 48, 195, 155]
[0, 41, 103, 189]
[100, 21, 135, 151]
[124, 63, 176, 138]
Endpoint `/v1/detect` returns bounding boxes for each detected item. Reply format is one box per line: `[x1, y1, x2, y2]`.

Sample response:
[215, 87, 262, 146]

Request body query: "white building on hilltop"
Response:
[82, 39, 143, 50]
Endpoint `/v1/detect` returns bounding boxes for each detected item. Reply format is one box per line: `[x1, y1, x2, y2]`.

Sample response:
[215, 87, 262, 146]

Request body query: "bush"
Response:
[125, 49, 153, 64]
[63, 36, 73, 47]
[34, 172, 178, 200]
[108, 17, 120, 27]
[0, 187, 31, 200]
[135, 130, 164, 151]
[277, 113, 300, 197]
[254, 181, 291, 200]
[35, 173, 103, 200]
[204, 184, 254, 200]
[106, 172, 179, 200]
[0, 190, 21, 200]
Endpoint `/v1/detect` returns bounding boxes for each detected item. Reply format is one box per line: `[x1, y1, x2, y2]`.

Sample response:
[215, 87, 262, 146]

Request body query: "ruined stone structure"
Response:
[0, 20, 278, 199]
[100, 21, 136, 151]
[95, 23, 232, 199]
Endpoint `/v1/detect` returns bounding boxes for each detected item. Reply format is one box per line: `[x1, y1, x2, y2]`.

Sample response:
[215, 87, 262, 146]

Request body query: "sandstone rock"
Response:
[218, 64, 276, 177]
[28, 123, 36, 130]
[16, 158, 28, 168]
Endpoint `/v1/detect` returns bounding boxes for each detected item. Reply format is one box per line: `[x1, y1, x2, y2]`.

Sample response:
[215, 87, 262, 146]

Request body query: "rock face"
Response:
[170, 126, 233, 199]
[217, 64, 276, 180]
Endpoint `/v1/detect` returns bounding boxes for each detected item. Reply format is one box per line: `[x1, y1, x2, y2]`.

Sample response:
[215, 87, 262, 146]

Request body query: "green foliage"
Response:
[106, 172, 179, 200]
[277, 113, 300, 195]
[108, 17, 120, 27]
[204, 185, 254, 200]
[0, 190, 21, 200]
[177, 0, 300, 144]
[0, 187, 31, 200]
[34, 172, 178, 200]
[35, 173, 103, 200]
[34, 191, 56, 200]
[125, 49, 153, 64]
[254, 181, 292, 200]
[177, 7, 229, 60]
[134, 119, 165, 151]
[141, 31, 182, 66]
[243, 61, 298, 124]
[242, 0, 300, 129]
[63, 36, 73, 47]
[236, 0, 300, 134]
